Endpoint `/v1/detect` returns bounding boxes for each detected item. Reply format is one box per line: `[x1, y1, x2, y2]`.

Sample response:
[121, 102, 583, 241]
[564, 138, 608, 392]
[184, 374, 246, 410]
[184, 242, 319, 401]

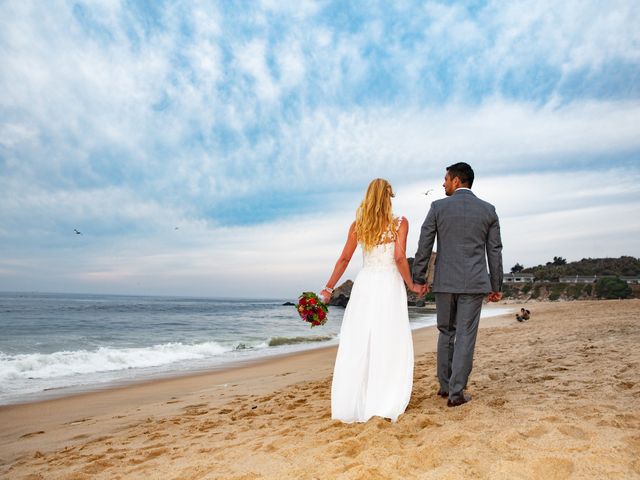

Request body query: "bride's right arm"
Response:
[321, 222, 358, 301]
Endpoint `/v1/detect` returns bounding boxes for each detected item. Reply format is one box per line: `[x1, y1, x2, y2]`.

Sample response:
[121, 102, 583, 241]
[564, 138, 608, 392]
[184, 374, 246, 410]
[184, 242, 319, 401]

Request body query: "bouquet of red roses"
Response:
[296, 292, 328, 327]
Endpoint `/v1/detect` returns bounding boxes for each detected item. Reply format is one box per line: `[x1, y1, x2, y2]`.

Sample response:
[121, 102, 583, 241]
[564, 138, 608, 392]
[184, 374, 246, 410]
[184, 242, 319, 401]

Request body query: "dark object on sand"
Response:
[516, 308, 531, 322]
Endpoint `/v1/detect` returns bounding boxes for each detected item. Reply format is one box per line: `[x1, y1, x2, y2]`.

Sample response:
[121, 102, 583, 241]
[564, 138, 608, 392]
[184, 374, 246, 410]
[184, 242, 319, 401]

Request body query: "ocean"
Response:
[0, 292, 439, 406]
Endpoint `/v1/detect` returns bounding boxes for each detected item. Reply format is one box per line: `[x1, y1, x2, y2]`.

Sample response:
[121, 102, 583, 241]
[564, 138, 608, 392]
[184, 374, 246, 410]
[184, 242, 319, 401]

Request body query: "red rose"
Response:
[309, 298, 316, 305]
[318, 310, 326, 320]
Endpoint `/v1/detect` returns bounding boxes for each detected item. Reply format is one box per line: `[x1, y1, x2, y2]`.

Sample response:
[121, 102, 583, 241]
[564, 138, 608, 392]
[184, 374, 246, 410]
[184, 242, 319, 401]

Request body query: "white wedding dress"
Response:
[331, 219, 414, 423]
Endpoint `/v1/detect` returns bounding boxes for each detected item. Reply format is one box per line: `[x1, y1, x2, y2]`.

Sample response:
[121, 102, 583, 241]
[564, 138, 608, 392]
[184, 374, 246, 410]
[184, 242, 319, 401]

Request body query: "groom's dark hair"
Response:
[446, 162, 474, 188]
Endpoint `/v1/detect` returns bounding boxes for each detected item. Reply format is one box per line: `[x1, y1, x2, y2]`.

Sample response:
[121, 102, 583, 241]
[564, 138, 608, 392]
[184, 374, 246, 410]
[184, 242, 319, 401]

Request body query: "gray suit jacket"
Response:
[412, 189, 503, 294]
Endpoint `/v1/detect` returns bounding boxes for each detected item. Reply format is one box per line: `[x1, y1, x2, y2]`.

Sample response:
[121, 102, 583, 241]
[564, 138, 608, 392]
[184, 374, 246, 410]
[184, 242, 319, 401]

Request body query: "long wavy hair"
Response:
[355, 178, 396, 252]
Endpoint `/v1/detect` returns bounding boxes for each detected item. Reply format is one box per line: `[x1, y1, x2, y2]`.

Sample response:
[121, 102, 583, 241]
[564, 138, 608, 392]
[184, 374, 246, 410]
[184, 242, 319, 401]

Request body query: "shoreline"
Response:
[0, 306, 514, 467]
[2, 300, 638, 478]
[0, 304, 510, 409]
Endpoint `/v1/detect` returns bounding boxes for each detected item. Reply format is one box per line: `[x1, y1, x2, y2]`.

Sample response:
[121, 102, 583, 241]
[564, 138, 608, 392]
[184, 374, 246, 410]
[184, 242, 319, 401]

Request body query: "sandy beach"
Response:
[1, 300, 639, 479]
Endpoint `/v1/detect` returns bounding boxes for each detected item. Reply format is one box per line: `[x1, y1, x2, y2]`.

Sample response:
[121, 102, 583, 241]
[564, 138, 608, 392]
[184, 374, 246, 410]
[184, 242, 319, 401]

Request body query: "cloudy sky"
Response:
[1, 1, 639, 298]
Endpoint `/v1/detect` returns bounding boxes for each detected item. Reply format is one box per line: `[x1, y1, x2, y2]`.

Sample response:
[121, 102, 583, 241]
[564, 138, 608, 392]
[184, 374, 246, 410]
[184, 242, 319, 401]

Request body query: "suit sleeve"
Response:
[486, 207, 503, 292]
[412, 204, 437, 285]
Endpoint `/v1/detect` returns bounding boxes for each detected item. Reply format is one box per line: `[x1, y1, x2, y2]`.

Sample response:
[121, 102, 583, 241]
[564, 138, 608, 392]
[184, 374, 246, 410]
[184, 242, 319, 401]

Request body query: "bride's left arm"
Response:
[394, 218, 418, 292]
[321, 222, 358, 301]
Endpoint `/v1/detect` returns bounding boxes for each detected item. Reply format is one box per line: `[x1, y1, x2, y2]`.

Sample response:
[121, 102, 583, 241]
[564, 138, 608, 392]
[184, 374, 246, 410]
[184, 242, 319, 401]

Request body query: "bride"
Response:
[320, 178, 420, 423]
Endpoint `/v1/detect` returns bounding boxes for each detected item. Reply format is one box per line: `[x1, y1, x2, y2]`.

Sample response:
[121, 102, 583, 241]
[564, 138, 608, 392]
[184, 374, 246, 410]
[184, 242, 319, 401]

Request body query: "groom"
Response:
[412, 162, 503, 407]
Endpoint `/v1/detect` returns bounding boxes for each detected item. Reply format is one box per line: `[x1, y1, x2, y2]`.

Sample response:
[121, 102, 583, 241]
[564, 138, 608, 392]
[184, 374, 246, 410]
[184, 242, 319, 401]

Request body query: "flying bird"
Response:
[74, 229, 82, 235]
[424, 189, 433, 196]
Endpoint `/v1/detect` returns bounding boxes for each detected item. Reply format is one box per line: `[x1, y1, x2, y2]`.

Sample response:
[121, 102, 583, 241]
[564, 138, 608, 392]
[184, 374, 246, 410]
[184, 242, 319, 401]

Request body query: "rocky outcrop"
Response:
[328, 280, 353, 307]
[326, 254, 437, 307]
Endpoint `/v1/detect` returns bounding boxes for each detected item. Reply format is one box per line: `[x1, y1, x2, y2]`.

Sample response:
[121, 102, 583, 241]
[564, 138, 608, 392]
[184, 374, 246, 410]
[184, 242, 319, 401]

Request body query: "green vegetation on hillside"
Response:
[521, 256, 640, 281]
[596, 277, 633, 299]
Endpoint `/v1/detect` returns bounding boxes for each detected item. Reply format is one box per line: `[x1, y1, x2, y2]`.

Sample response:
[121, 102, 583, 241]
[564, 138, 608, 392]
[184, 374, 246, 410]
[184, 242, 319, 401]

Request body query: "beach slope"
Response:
[1, 300, 639, 479]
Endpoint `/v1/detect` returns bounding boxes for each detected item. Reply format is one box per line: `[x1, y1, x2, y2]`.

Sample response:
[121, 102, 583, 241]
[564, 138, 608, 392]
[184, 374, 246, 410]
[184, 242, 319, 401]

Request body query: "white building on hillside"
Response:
[503, 273, 535, 283]
[559, 275, 599, 283]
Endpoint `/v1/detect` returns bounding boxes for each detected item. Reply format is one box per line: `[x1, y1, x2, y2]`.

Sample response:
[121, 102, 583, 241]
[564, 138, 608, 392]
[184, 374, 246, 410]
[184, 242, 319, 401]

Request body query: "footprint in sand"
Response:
[532, 457, 574, 479]
[613, 413, 638, 428]
[520, 425, 549, 438]
[557, 424, 589, 440]
[487, 398, 508, 408]
[413, 415, 436, 430]
[330, 438, 362, 458]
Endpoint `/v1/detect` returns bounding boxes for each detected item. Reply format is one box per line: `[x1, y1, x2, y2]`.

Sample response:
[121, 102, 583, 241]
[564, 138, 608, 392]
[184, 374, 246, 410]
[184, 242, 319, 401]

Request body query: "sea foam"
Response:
[0, 341, 240, 381]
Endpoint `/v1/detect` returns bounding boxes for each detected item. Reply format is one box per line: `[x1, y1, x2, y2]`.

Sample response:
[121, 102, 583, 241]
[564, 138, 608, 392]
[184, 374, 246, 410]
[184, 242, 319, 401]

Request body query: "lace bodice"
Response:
[363, 242, 396, 268]
[361, 217, 403, 269]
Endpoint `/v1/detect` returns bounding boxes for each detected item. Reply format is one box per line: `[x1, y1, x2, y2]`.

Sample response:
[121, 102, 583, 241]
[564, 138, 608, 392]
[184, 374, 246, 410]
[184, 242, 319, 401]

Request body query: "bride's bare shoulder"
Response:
[395, 215, 408, 229]
[348, 221, 357, 238]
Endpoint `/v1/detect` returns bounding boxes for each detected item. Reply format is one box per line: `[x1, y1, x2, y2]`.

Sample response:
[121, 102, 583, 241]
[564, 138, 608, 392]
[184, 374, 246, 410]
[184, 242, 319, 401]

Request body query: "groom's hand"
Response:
[417, 284, 429, 297]
[486, 292, 502, 302]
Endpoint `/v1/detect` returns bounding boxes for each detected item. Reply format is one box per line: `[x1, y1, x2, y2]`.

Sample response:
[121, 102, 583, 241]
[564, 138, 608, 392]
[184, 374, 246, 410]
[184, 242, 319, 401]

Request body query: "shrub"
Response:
[596, 277, 632, 299]
[530, 284, 541, 299]
[567, 284, 583, 299]
[549, 283, 566, 302]
[583, 284, 593, 296]
[522, 283, 532, 294]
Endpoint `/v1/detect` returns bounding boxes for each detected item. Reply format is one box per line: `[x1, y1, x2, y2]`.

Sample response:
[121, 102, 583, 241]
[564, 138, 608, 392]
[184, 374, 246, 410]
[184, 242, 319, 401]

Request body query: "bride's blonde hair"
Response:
[355, 178, 396, 252]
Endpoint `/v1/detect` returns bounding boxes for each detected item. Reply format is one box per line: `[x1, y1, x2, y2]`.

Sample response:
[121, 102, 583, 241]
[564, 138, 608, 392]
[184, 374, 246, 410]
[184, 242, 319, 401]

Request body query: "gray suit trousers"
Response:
[435, 293, 484, 401]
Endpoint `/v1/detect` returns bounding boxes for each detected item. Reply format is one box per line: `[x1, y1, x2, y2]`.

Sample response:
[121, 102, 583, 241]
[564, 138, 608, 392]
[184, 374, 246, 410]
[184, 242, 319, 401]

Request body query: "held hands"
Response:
[410, 283, 430, 297]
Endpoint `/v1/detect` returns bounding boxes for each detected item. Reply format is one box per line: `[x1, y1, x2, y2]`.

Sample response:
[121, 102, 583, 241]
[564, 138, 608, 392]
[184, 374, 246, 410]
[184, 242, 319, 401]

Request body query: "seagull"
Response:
[74, 229, 82, 235]
[423, 189, 433, 196]
[174, 227, 179, 230]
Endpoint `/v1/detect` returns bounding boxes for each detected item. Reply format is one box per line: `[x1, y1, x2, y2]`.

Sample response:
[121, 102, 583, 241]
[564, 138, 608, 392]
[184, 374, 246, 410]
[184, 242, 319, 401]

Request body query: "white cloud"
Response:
[275, 38, 305, 89]
[394, 168, 640, 271]
[2, 168, 638, 297]
[0, 122, 38, 148]
[282, 99, 640, 188]
[234, 39, 280, 102]
[1, 1, 639, 297]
